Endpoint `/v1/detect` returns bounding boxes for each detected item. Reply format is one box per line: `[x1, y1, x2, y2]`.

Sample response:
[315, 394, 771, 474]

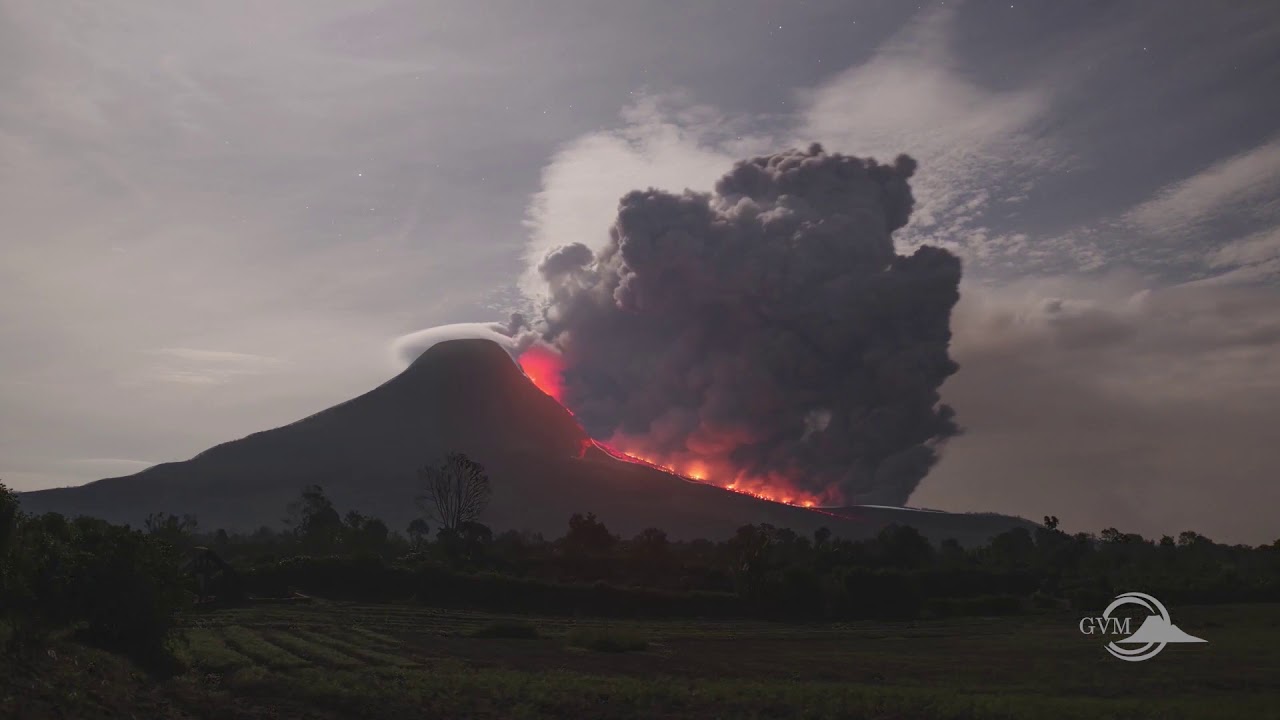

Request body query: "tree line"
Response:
[218, 491, 1280, 622]
[119, 454, 1280, 621]
[1, 482, 187, 671]
[4, 453, 1280, 668]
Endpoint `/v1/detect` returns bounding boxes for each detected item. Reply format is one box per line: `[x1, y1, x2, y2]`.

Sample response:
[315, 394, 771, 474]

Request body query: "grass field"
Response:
[5, 601, 1280, 719]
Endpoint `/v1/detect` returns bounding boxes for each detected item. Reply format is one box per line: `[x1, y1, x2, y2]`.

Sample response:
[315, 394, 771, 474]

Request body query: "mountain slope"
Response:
[19, 339, 1034, 544]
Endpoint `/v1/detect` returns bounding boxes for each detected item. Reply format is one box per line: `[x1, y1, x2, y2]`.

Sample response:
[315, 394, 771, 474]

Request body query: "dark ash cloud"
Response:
[523, 144, 963, 504]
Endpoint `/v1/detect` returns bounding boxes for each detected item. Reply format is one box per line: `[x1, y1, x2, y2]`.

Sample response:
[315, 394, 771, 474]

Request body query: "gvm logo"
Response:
[1079, 591, 1207, 662]
[1079, 615, 1134, 636]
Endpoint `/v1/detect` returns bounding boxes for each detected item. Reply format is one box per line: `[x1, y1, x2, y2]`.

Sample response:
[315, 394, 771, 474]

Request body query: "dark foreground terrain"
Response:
[4, 601, 1277, 720]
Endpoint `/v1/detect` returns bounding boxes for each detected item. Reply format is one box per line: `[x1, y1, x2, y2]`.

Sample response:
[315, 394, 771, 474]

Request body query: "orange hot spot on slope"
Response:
[518, 344, 567, 403]
[517, 345, 826, 509]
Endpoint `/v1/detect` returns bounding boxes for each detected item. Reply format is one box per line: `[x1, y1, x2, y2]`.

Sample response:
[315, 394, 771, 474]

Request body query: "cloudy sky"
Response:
[3, 1, 1278, 543]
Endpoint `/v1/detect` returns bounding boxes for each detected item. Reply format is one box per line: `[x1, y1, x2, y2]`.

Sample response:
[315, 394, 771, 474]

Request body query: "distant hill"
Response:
[19, 339, 1036, 545]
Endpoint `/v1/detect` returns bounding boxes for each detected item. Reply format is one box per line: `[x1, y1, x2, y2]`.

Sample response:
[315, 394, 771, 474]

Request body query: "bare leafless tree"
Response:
[415, 453, 491, 532]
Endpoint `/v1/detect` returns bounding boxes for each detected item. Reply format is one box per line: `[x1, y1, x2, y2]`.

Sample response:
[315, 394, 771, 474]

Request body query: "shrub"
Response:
[3, 513, 73, 658]
[566, 626, 648, 653]
[65, 518, 190, 671]
[243, 556, 743, 618]
[925, 594, 1024, 618]
[836, 568, 924, 620]
[1, 512, 189, 672]
[466, 620, 540, 639]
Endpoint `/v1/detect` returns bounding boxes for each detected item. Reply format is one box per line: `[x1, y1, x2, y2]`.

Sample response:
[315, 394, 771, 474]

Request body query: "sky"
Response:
[2, 0, 1278, 543]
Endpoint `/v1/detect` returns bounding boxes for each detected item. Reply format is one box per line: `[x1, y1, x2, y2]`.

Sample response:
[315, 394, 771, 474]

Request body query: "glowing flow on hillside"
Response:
[518, 344, 821, 507]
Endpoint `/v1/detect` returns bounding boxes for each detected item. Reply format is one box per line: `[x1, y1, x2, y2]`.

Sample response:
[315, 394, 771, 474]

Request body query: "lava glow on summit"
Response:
[514, 344, 564, 404]
[517, 344, 822, 508]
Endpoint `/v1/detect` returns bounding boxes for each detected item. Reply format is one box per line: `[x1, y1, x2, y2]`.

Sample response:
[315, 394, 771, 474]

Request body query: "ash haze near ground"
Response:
[3, 1, 1280, 543]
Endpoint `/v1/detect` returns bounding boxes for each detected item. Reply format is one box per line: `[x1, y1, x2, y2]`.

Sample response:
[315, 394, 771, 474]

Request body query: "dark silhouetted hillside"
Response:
[20, 339, 1035, 544]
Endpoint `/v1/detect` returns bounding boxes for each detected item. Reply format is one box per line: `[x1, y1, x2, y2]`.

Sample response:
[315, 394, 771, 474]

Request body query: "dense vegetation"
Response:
[207, 500, 1280, 621]
[12, 600, 1276, 720]
[0, 482, 188, 670]
[5, 464, 1280, 718]
[4, 467, 1279, 670]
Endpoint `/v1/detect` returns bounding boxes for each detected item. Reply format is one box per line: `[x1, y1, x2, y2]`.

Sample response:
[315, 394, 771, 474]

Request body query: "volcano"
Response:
[19, 339, 1032, 544]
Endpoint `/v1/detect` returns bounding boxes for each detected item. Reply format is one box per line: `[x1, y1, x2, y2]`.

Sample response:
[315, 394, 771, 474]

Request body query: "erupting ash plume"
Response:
[515, 144, 961, 507]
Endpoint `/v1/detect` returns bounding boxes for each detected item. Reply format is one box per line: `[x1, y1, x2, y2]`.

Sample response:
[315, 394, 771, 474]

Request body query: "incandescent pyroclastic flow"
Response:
[514, 344, 565, 406]
[518, 343, 821, 506]
[514, 144, 962, 508]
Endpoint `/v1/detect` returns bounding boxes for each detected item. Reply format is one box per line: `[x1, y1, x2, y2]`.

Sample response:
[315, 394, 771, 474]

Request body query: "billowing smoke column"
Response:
[517, 144, 962, 507]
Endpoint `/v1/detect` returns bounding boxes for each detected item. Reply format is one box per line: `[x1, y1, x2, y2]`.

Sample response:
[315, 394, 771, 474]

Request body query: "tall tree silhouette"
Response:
[407, 518, 431, 550]
[144, 512, 199, 546]
[416, 453, 491, 532]
[285, 485, 343, 552]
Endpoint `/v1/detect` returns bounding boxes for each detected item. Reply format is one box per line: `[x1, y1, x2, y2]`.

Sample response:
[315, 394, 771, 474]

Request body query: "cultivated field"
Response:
[7, 602, 1280, 719]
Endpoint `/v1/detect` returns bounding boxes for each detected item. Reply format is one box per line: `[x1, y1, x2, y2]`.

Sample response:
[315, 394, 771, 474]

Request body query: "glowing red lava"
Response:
[516, 344, 566, 403]
[517, 344, 824, 508]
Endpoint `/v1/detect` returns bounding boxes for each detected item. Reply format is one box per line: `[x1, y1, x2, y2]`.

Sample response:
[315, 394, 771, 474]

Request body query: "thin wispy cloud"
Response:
[522, 7, 1069, 296]
[1124, 137, 1280, 239]
[1040, 136, 1280, 281]
[797, 5, 1066, 261]
[142, 348, 291, 386]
